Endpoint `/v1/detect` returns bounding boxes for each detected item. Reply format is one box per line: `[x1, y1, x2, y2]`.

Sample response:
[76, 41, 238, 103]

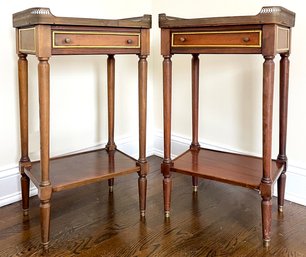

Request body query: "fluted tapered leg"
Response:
[162, 55, 172, 218]
[106, 55, 117, 193]
[18, 53, 31, 215]
[38, 57, 52, 251]
[277, 53, 290, 212]
[138, 55, 148, 217]
[190, 54, 200, 192]
[261, 55, 275, 246]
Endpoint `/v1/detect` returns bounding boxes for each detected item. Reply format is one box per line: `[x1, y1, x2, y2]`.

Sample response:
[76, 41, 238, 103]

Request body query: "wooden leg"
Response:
[162, 55, 172, 218]
[138, 55, 148, 217]
[106, 55, 116, 151]
[190, 54, 200, 192]
[108, 178, 114, 193]
[163, 175, 172, 218]
[38, 57, 52, 250]
[18, 53, 31, 215]
[277, 53, 290, 212]
[277, 174, 286, 212]
[261, 196, 272, 247]
[138, 173, 147, 217]
[192, 176, 198, 192]
[40, 199, 51, 252]
[108, 151, 115, 193]
[21, 175, 30, 215]
[106, 55, 117, 193]
[261, 55, 275, 246]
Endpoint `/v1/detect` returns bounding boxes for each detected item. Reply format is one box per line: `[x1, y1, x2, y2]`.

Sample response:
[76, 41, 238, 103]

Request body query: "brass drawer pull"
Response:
[243, 37, 250, 43]
[127, 39, 133, 44]
[64, 38, 71, 43]
[180, 37, 186, 42]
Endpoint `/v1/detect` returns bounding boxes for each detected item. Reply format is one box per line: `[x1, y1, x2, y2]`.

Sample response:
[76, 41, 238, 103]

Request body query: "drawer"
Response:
[172, 30, 261, 48]
[52, 31, 140, 49]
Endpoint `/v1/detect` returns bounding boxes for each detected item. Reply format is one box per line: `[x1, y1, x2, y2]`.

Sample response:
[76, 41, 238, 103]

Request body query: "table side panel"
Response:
[18, 27, 36, 54]
[276, 26, 290, 53]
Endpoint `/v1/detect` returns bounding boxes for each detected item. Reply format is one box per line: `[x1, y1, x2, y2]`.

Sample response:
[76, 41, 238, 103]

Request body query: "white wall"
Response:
[1, 1, 306, 207]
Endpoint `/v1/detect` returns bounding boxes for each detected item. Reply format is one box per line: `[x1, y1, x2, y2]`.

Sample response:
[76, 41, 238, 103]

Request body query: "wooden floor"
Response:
[1, 156, 306, 257]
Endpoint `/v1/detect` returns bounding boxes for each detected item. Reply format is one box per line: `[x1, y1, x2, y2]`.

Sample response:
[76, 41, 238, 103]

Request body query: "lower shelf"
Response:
[25, 149, 140, 192]
[171, 148, 284, 189]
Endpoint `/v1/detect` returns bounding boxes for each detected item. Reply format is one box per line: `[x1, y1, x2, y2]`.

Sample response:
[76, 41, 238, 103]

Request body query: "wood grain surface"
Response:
[172, 148, 283, 189]
[25, 149, 140, 192]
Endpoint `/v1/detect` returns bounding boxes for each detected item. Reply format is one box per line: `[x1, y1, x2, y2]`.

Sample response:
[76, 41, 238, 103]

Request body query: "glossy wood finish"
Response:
[161, 54, 172, 217]
[190, 54, 200, 150]
[106, 54, 116, 151]
[51, 27, 142, 55]
[37, 57, 52, 251]
[18, 53, 31, 215]
[25, 150, 140, 192]
[53, 31, 140, 48]
[277, 53, 290, 212]
[159, 6, 295, 246]
[172, 149, 283, 189]
[138, 54, 149, 216]
[14, 8, 151, 251]
[172, 30, 261, 48]
[191, 54, 200, 191]
[106, 54, 117, 192]
[261, 55, 275, 244]
[1, 156, 306, 256]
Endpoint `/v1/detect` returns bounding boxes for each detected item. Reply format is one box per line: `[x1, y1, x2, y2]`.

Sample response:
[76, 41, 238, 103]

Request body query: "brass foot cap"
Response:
[165, 211, 170, 218]
[192, 186, 198, 192]
[23, 209, 29, 216]
[263, 239, 270, 247]
[109, 186, 113, 193]
[42, 241, 50, 252]
[278, 205, 283, 212]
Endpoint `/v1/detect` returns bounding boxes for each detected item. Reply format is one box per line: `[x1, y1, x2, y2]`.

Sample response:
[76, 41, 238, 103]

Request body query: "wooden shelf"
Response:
[25, 149, 140, 192]
[172, 148, 284, 189]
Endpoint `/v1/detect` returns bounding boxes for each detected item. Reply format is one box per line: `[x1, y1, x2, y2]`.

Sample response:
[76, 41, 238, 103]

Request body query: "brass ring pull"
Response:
[64, 38, 71, 43]
[180, 37, 186, 42]
[127, 39, 133, 44]
[243, 37, 250, 43]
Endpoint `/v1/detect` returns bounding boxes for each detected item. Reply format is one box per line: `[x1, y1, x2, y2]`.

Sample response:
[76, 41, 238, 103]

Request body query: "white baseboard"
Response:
[0, 136, 151, 207]
[0, 166, 38, 207]
[153, 130, 306, 207]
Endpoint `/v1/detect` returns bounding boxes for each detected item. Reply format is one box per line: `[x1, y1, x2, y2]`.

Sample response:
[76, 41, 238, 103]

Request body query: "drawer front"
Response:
[172, 30, 261, 48]
[53, 31, 140, 49]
